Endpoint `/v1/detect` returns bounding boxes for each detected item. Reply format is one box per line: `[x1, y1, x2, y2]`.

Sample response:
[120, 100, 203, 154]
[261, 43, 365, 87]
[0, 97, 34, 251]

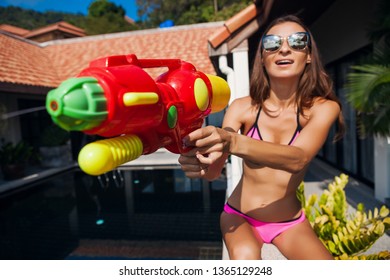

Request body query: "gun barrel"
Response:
[78, 134, 144, 175]
[46, 77, 108, 131]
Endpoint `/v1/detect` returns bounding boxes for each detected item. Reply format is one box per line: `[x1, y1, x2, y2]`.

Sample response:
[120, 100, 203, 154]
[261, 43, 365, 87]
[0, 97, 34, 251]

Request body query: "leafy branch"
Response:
[297, 174, 390, 259]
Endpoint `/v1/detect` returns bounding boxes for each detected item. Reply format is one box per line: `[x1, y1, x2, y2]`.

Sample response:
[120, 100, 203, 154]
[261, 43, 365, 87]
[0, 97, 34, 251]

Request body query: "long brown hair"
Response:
[249, 15, 344, 140]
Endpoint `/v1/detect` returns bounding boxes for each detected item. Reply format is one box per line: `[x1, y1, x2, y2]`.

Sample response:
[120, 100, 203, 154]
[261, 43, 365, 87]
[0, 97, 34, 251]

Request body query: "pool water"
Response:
[0, 168, 225, 259]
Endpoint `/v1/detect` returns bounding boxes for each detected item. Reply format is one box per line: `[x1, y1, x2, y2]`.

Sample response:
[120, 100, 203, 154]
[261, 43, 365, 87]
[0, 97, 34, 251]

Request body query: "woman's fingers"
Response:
[183, 126, 222, 147]
[183, 127, 229, 155]
[178, 154, 209, 178]
[179, 126, 232, 178]
[196, 151, 223, 165]
[183, 166, 209, 178]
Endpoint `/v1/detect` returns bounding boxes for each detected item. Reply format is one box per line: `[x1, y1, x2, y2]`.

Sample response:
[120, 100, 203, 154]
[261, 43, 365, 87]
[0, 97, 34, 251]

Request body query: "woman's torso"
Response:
[227, 97, 309, 222]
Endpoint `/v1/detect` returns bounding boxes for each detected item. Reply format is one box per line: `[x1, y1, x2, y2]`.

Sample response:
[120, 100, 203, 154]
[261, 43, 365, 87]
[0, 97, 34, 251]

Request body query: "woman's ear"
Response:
[307, 54, 311, 64]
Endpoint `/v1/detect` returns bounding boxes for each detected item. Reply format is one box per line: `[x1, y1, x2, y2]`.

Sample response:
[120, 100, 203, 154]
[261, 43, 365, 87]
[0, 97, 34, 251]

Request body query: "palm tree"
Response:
[345, 0, 390, 203]
[346, 55, 390, 137]
[345, 0, 390, 138]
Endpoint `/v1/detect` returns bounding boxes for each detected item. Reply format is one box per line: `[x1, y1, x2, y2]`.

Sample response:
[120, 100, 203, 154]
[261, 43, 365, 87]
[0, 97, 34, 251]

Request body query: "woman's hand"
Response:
[178, 152, 209, 178]
[183, 126, 232, 163]
[178, 126, 233, 179]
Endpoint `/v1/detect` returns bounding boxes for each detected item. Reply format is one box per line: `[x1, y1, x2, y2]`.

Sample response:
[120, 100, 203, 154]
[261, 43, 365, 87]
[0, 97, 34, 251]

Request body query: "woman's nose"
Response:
[279, 39, 291, 53]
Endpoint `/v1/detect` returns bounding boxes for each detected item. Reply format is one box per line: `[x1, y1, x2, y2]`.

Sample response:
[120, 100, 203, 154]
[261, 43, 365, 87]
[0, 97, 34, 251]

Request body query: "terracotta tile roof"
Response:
[0, 24, 29, 36]
[0, 32, 61, 88]
[44, 23, 221, 84]
[0, 22, 223, 90]
[24, 21, 86, 39]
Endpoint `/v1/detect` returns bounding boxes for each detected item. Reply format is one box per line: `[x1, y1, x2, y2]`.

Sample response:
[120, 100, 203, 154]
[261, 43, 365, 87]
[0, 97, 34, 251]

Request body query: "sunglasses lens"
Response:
[262, 35, 281, 52]
[288, 32, 308, 50]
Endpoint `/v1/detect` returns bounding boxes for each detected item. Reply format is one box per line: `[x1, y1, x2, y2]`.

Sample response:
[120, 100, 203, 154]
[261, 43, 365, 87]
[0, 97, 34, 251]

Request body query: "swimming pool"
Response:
[0, 167, 225, 259]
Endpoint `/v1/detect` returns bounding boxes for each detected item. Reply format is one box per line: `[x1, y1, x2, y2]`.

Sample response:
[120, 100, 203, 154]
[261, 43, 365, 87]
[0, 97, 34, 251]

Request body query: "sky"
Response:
[0, 0, 139, 19]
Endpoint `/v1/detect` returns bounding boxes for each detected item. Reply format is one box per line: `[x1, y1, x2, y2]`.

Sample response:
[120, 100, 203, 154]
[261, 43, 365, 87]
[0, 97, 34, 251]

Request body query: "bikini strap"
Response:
[255, 106, 262, 122]
[247, 106, 262, 138]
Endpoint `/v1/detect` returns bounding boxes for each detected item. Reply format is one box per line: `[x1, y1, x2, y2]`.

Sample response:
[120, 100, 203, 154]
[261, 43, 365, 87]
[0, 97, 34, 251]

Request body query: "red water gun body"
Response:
[46, 54, 230, 175]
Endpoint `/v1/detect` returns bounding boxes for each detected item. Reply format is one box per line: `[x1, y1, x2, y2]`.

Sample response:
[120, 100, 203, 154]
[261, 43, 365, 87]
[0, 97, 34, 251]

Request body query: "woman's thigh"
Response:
[272, 218, 333, 260]
[220, 211, 263, 260]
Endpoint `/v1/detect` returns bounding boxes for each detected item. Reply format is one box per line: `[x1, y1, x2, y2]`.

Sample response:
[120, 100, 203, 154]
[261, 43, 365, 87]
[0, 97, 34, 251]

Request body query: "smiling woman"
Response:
[178, 15, 345, 260]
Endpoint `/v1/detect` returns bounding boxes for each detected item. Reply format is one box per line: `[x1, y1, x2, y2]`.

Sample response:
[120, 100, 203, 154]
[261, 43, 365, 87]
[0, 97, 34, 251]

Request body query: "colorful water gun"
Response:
[46, 54, 230, 176]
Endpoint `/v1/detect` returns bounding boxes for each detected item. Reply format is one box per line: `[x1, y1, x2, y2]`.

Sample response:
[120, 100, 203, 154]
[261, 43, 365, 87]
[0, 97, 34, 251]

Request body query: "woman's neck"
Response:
[268, 81, 298, 110]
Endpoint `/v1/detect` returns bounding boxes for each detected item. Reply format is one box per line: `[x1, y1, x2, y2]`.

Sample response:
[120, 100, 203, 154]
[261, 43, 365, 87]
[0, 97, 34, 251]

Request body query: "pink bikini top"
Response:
[246, 107, 301, 145]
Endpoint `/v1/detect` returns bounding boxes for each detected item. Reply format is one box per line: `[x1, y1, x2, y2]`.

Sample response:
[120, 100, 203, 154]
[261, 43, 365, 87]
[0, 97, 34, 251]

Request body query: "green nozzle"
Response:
[46, 77, 108, 131]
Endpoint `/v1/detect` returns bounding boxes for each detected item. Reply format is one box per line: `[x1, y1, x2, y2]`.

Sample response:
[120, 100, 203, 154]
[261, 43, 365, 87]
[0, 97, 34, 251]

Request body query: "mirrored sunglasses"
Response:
[262, 32, 310, 52]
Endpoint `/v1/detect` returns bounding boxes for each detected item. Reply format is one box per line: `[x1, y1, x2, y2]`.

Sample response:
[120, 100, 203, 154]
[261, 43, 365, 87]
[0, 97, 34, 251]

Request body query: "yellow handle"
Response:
[78, 134, 143, 176]
[123, 92, 159, 106]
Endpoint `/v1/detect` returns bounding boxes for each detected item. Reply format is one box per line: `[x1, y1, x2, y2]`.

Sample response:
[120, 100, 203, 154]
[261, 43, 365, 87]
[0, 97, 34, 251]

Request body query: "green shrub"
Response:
[0, 139, 33, 165]
[297, 174, 390, 260]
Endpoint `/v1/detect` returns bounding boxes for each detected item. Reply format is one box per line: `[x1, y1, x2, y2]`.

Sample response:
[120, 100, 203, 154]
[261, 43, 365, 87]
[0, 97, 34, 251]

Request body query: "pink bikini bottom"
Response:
[223, 203, 306, 244]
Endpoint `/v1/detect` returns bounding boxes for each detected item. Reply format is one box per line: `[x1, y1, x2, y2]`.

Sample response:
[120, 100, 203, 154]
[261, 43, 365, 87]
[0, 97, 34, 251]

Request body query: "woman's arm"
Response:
[188, 99, 341, 174]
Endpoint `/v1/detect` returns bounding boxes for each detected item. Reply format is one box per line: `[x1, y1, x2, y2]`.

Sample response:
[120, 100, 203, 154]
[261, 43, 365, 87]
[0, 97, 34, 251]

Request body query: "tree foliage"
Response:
[86, 0, 139, 35]
[1, 0, 252, 35]
[0, 5, 87, 30]
[89, 0, 125, 18]
[136, 0, 251, 28]
[0, 1, 138, 35]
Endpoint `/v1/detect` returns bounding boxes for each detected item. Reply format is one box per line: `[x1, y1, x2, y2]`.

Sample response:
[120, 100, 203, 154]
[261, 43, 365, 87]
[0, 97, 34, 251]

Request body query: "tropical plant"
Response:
[345, 0, 390, 138]
[0, 139, 34, 165]
[0, 139, 36, 180]
[345, 54, 390, 138]
[297, 174, 390, 260]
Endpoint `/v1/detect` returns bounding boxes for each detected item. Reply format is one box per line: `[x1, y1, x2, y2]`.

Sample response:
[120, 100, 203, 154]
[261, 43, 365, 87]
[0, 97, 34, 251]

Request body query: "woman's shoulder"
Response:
[229, 96, 254, 109]
[227, 96, 257, 116]
[311, 97, 340, 112]
[224, 96, 257, 124]
[308, 97, 341, 121]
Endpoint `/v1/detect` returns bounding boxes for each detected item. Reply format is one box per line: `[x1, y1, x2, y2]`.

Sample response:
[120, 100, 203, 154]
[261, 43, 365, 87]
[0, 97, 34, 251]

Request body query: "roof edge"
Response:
[0, 24, 29, 36]
[0, 30, 42, 47]
[0, 82, 53, 94]
[208, 4, 258, 49]
[208, 0, 273, 50]
[24, 21, 86, 39]
[40, 21, 225, 47]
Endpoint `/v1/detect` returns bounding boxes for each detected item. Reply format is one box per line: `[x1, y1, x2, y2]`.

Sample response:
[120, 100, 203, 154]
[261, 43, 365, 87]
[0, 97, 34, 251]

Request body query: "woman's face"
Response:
[262, 22, 311, 82]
